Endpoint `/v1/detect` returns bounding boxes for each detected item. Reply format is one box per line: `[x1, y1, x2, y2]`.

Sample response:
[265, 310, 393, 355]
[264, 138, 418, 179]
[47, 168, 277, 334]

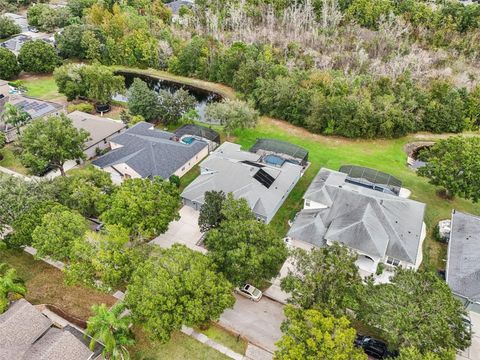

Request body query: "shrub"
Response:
[67, 103, 95, 113]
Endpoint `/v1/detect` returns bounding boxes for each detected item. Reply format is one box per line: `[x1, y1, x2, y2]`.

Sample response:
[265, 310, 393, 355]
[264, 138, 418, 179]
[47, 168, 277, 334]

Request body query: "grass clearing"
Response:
[0, 144, 29, 175]
[195, 323, 248, 355]
[19, 75, 65, 102]
[0, 248, 116, 320]
[130, 327, 231, 360]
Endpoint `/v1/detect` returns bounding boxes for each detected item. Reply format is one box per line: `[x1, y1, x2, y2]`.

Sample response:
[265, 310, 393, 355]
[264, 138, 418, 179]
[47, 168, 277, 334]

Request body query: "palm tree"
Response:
[86, 302, 135, 360]
[1, 103, 31, 136]
[0, 263, 27, 313]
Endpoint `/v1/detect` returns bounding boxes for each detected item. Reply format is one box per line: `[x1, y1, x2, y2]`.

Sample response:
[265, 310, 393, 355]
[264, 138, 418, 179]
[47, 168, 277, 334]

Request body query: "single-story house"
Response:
[0, 95, 64, 142]
[67, 111, 126, 159]
[446, 210, 480, 311]
[0, 34, 31, 54]
[92, 121, 208, 183]
[0, 299, 101, 360]
[286, 167, 426, 278]
[174, 123, 220, 152]
[181, 142, 304, 223]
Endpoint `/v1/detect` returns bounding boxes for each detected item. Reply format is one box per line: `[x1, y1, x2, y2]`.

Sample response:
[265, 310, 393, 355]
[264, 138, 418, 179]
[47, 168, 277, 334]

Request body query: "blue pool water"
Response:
[182, 136, 195, 144]
[264, 154, 285, 166]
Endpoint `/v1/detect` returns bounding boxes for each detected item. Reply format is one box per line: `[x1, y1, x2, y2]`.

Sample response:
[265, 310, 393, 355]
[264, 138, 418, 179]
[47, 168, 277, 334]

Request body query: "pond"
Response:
[114, 71, 223, 122]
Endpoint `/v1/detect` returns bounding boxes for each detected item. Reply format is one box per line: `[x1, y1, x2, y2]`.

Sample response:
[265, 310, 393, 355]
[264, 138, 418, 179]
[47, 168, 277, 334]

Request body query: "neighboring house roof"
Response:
[9, 96, 63, 119]
[289, 168, 425, 264]
[181, 142, 303, 221]
[174, 124, 220, 144]
[0, 299, 95, 360]
[0, 34, 31, 53]
[165, 0, 194, 14]
[67, 111, 126, 149]
[0, 299, 52, 357]
[92, 121, 208, 179]
[287, 209, 328, 247]
[3, 13, 29, 32]
[446, 210, 480, 303]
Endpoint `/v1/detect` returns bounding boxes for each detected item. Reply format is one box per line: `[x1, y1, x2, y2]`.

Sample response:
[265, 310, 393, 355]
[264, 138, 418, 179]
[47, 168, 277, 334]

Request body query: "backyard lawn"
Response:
[19, 75, 66, 102]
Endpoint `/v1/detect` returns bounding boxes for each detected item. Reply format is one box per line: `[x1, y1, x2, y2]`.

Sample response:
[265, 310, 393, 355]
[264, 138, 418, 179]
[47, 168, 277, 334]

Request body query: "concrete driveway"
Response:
[150, 206, 206, 253]
[219, 294, 285, 353]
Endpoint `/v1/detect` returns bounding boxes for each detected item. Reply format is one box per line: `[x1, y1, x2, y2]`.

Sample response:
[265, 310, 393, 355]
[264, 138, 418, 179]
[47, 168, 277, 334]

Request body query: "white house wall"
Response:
[173, 146, 209, 178]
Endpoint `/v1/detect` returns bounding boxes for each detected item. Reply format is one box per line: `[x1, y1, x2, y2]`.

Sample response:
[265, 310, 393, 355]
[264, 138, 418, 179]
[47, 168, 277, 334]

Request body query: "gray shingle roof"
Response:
[68, 111, 126, 149]
[291, 168, 425, 264]
[0, 299, 52, 357]
[165, 0, 194, 14]
[181, 142, 303, 222]
[92, 121, 208, 179]
[447, 210, 480, 303]
[287, 209, 328, 247]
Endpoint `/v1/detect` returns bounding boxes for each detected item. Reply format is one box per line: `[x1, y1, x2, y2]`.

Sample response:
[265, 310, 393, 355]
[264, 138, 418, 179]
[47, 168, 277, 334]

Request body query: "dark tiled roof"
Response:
[92, 122, 208, 179]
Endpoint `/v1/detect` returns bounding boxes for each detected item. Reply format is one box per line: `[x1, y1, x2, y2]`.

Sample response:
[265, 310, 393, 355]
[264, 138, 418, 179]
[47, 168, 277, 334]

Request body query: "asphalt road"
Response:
[219, 294, 285, 353]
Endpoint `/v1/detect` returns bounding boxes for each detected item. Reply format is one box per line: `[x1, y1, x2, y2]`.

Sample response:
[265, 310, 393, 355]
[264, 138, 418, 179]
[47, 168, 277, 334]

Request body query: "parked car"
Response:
[235, 284, 262, 302]
[355, 335, 398, 359]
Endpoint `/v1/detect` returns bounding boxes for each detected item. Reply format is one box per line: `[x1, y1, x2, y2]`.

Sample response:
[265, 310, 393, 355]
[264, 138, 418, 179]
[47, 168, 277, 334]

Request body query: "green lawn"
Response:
[0, 144, 29, 175]
[195, 324, 247, 355]
[233, 118, 480, 271]
[20, 75, 65, 102]
[130, 328, 231, 360]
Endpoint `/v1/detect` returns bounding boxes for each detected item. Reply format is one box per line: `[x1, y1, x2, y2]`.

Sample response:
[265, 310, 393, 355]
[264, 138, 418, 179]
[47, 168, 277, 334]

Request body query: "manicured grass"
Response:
[20, 75, 65, 102]
[195, 323, 248, 355]
[0, 144, 29, 175]
[179, 165, 200, 192]
[0, 248, 116, 320]
[130, 328, 231, 360]
[233, 117, 480, 271]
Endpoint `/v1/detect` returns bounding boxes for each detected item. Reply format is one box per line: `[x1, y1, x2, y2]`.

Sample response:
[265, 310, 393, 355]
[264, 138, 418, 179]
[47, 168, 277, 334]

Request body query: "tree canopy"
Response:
[205, 99, 259, 135]
[418, 137, 480, 202]
[100, 177, 180, 240]
[357, 269, 471, 354]
[205, 195, 287, 286]
[125, 244, 235, 342]
[0, 47, 20, 80]
[0, 263, 27, 313]
[280, 243, 362, 316]
[274, 305, 367, 360]
[198, 190, 226, 232]
[127, 78, 161, 122]
[18, 40, 60, 73]
[19, 115, 89, 176]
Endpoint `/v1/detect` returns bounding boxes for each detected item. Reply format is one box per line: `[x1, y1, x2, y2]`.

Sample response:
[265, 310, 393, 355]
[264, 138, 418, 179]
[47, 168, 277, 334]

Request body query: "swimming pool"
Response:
[264, 154, 285, 166]
[182, 136, 196, 144]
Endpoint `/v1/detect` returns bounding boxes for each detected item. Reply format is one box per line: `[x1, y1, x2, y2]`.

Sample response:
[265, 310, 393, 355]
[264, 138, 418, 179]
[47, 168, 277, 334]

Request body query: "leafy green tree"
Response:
[205, 196, 288, 286]
[126, 244, 235, 342]
[168, 36, 210, 78]
[8, 200, 59, 248]
[0, 263, 27, 313]
[86, 302, 134, 360]
[127, 78, 160, 122]
[1, 103, 31, 135]
[19, 115, 89, 176]
[53, 63, 88, 101]
[198, 190, 226, 232]
[418, 137, 480, 202]
[345, 0, 394, 29]
[0, 175, 56, 233]
[66, 225, 148, 289]
[280, 243, 362, 316]
[81, 64, 125, 105]
[27, 4, 68, 32]
[54, 165, 114, 217]
[205, 99, 259, 136]
[0, 47, 20, 80]
[396, 346, 454, 360]
[274, 305, 367, 360]
[18, 40, 60, 73]
[31, 205, 87, 261]
[67, 0, 96, 18]
[157, 88, 196, 125]
[423, 80, 466, 133]
[100, 177, 180, 240]
[0, 16, 20, 39]
[55, 24, 93, 59]
[357, 269, 471, 354]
